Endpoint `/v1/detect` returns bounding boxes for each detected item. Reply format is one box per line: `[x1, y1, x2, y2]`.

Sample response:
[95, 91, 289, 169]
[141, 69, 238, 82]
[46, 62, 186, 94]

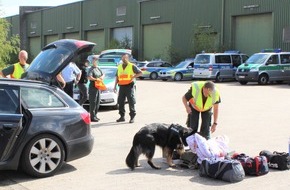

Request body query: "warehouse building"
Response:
[5, 0, 290, 62]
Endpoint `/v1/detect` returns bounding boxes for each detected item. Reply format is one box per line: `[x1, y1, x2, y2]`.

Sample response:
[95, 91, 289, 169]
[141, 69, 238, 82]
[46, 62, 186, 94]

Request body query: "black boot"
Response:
[116, 116, 125, 122]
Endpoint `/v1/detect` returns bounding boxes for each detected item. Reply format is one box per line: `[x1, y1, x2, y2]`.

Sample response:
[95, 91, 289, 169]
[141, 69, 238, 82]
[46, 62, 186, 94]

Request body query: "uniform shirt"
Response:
[2, 63, 29, 78]
[87, 66, 103, 88]
[78, 64, 88, 84]
[62, 62, 81, 82]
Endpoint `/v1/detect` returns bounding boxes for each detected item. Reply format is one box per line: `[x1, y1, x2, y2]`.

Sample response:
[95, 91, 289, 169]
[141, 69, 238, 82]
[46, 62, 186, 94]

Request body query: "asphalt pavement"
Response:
[0, 80, 289, 190]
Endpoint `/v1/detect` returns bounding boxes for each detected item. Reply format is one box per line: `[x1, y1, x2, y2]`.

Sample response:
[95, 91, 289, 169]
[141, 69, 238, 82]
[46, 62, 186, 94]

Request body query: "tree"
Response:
[0, 17, 20, 70]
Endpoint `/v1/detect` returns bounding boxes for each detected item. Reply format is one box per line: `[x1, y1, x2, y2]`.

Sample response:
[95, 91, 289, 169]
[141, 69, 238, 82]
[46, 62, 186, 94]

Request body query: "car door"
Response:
[0, 84, 23, 161]
[22, 39, 96, 86]
[280, 53, 290, 81]
[264, 54, 282, 80]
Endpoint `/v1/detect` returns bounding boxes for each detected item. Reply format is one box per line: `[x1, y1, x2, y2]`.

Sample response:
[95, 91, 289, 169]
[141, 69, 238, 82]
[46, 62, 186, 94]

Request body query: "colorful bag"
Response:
[232, 153, 269, 176]
[94, 79, 107, 90]
[260, 150, 290, 170]
[199, 158, 245, 183]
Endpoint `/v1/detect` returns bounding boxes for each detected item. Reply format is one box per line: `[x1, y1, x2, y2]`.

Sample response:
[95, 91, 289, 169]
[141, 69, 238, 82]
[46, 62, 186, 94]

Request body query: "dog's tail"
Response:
[126, 145, 141, 170]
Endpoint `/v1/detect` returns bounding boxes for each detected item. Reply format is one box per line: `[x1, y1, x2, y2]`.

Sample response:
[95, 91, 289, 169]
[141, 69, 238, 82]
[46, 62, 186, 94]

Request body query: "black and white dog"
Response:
[125, 123, 193, 170]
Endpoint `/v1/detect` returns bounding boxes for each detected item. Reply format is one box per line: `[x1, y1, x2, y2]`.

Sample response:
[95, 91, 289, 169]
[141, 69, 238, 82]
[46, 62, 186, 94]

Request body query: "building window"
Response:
[283, 27, 290, 43]
[116, 6, 126, 16]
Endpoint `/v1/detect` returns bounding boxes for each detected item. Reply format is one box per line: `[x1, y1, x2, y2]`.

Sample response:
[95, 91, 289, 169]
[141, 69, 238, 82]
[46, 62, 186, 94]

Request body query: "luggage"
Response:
[232, 153, 269, 176]
[259, 150, 290, 170]
[199, 158, 245, 183]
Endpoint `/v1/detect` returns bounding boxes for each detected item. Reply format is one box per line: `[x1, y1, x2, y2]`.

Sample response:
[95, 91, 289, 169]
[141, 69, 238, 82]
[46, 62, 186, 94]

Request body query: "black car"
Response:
[0, 39, 95, 177]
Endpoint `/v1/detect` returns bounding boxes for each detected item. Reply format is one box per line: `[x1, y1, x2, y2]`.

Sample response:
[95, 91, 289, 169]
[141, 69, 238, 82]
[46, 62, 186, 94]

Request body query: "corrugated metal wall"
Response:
[4, 0, 290, 60]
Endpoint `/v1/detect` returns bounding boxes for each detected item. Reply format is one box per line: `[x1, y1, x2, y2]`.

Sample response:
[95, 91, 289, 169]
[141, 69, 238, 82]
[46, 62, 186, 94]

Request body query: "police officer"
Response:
[87, 55, 104, 122]
[0, 50, 29, 79]
[182, 81, 221, 139]
[114, 54, 142, 123]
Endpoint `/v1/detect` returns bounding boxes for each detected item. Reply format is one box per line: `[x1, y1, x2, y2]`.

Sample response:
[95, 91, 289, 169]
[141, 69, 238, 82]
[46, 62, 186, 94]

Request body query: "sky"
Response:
[0, 0, 82, 17]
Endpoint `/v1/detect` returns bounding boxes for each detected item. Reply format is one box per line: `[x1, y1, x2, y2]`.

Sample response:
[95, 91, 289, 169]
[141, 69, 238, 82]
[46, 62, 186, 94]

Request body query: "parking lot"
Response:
[0, 80, 289, 190]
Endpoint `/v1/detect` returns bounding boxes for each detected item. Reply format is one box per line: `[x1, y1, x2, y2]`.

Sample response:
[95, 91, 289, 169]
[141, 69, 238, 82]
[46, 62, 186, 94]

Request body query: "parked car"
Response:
[73, 66, 119, 109]
[0, 39, 95, 178]
[137, 60, 173, 80]
[159, 58, 195, 81]
[235, 49, 290, 85]
[89, 49, 136, 66]
[193, 51, 249, 82]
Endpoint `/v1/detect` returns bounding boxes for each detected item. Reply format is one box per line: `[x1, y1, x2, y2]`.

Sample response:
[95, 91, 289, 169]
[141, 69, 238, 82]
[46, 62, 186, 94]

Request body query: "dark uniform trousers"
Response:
[118, 83, 136, 118]
[188, 107, 212, 140]
[89, 85, 100, 119]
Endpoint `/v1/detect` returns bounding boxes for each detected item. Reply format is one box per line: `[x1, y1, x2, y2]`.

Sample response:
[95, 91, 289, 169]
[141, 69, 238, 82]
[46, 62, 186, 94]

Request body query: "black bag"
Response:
[232, 153, 269, 176]
[179, 151, 198, 169]
[199, 158, 245, 183]
[260, 150, 290, 170]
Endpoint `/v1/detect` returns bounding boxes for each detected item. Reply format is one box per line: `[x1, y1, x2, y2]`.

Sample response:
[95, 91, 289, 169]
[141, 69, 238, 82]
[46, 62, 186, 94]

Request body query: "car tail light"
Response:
[209, 65, 213, 71]
[81, 112, 91, 125]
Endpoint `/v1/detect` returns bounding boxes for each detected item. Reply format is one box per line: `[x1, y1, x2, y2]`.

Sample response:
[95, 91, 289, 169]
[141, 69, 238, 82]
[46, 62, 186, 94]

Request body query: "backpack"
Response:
[259, 150, 290, 170]
[199, 158, 245, 183]
[179, 151, 198, 169]
[232, 153, 269, 176]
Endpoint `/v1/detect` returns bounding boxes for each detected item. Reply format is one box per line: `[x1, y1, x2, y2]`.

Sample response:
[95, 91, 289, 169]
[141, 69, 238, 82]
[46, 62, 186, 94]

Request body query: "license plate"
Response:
[238, 76, 245, 79]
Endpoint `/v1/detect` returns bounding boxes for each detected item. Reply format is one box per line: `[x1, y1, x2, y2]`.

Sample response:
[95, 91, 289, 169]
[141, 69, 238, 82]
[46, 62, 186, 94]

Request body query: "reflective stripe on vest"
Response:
[190, 81, 220, 112]
[117, 63, 134, 85]
[11, 63, 26, 79]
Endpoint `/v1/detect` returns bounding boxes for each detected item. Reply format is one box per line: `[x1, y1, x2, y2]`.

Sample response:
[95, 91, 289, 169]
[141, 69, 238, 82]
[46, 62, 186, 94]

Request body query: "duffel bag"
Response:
[232, 153, 269, 176]
[199, 158, 245, 183]
[260, 150, 290, 170]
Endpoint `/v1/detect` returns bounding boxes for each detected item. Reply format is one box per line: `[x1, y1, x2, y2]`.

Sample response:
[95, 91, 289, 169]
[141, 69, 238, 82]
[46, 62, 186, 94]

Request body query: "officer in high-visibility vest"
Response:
[182, 81, 221, 139]
[114, 54, 142, 123]
[0, 50, 29, 79]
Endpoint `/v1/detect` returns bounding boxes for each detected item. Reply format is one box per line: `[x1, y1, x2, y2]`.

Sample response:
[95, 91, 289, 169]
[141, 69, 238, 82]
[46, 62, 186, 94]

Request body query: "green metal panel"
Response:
[86, 30, 105, 54]
[10, 16, 20, 36]
[64, 32, 80, 40]
[29, 37, 41, 59]
[224, 0, 290, 54]
[234, 14, 272, 55]
[26, 12, 42, 37]
[143, 23, 172, 61]
[45, 35, 59, 45]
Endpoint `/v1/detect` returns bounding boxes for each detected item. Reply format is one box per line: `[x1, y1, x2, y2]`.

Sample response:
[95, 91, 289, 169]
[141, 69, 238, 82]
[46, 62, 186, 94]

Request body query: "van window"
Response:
[232, 55, 241, 67]
[215, 55, 231, 63]
[266, 55, 278, 65]
[195, 55, 210, 64]
[281, 54, 290, 64]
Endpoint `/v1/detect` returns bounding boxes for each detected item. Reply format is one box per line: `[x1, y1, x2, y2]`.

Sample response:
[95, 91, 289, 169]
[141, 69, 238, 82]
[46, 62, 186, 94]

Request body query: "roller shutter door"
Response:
[29, 37, 41, 59]
[86, 30, 105, 53]
[143, 23, 172, 60]
[234, 13, 272, 55]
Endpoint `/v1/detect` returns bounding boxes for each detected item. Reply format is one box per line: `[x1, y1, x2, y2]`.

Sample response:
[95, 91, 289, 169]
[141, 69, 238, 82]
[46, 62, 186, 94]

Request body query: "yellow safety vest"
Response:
[117, 63, 134, 85]
[11, 63, 28, 79]
[189, 81, 220, 112]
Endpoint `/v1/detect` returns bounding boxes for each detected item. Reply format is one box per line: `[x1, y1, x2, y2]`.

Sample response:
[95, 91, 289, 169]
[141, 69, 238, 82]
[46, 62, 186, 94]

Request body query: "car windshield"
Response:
[175, 61, 189, 68]
[194, 55, 210, 64]
[245, 54, 270, 65]
[100, 67, 117, 79]
[28, 46, 71, 74]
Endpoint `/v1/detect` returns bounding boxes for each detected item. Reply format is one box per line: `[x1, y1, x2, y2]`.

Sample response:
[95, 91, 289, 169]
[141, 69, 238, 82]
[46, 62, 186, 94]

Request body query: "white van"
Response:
[193, 51, 248, 82]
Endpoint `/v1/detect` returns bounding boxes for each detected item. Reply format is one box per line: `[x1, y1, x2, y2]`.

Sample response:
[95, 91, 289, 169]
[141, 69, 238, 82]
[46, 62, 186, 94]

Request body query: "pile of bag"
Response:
[182, 133, 290, 183]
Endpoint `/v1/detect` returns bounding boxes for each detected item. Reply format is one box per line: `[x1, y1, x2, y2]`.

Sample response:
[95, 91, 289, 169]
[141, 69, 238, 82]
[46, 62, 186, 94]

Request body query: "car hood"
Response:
[23, 39, 95, 84]
[238, 63, 260, 69]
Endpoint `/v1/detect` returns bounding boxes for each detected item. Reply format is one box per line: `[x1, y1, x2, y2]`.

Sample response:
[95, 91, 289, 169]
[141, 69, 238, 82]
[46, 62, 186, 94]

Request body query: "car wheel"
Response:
[138, 77, 144, 80]
[21, 134, 65, 178]
[215, 73, 223, 82]
[258, 74, 269, 85]
[150, 72, 158, 80]
[174, 73, 183, 81]
[239, 81, 248, 85]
